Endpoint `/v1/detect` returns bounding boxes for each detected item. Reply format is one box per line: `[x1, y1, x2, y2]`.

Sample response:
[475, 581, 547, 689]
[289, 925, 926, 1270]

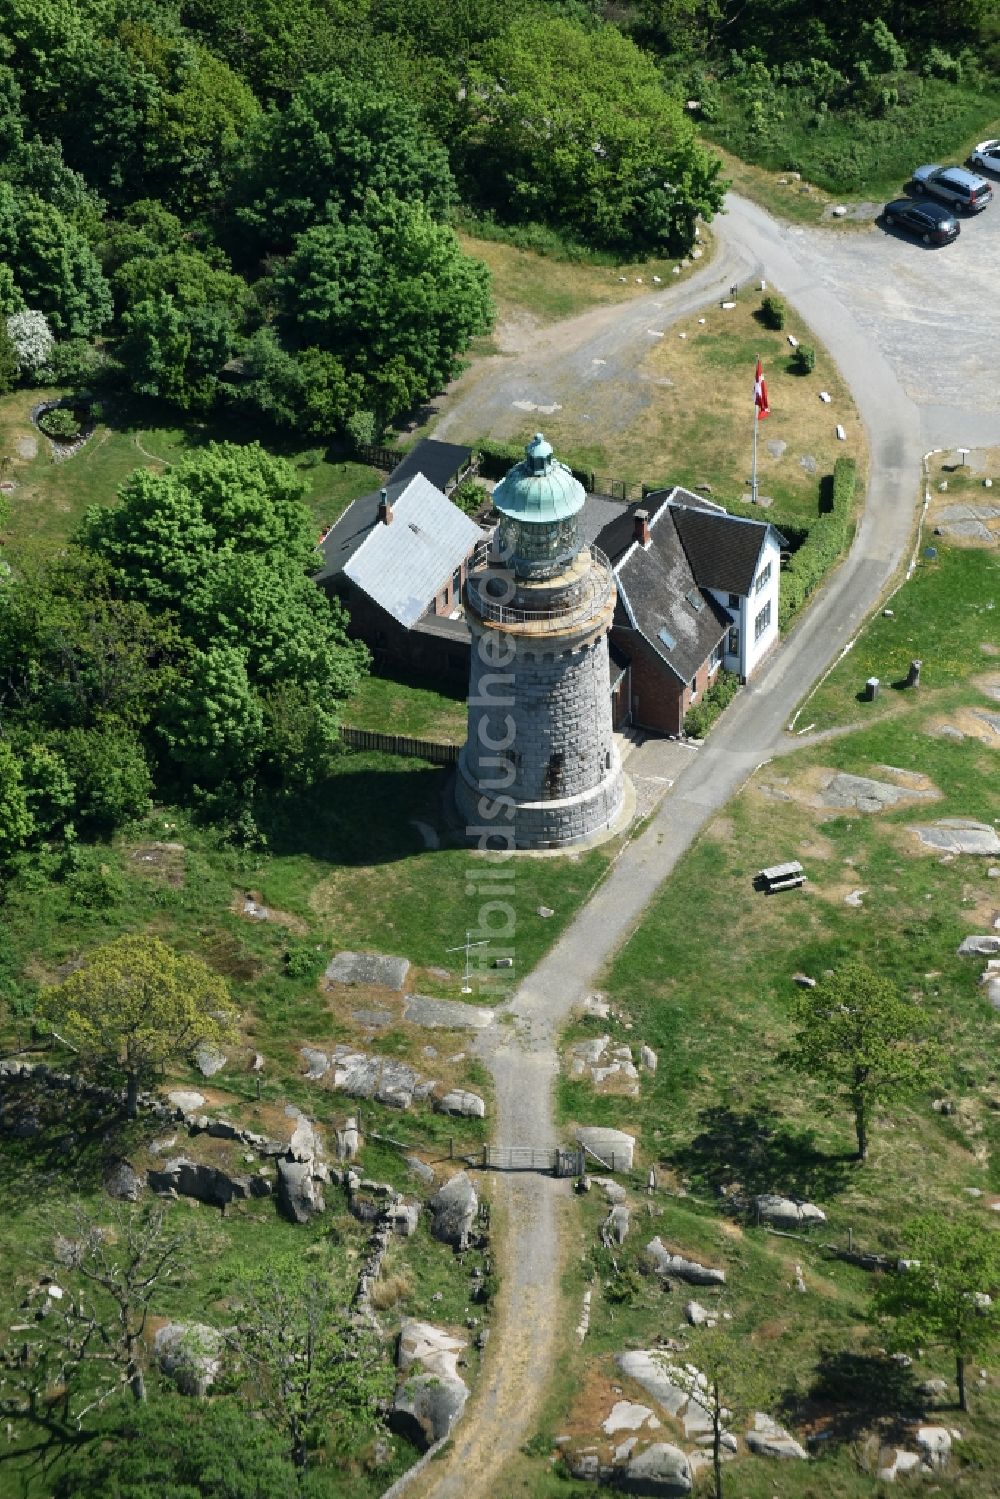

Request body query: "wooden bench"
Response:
[756, 861, 807, 893]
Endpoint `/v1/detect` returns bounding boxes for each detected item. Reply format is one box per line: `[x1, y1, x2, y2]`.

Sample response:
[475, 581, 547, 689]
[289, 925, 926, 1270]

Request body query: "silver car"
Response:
[911, 164, 993, 213]
[968, 139, 1000, 176]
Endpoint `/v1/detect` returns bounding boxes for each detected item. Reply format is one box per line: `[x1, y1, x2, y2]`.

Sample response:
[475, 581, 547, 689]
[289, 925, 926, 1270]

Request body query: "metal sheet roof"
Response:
[342, 474, 483, 629]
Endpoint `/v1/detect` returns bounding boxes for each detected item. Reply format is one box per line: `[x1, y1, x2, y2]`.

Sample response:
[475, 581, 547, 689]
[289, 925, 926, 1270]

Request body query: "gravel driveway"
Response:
[435, 187, 1000, 457]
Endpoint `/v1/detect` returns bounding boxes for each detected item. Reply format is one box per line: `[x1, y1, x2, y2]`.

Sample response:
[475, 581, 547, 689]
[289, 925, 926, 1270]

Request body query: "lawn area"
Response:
[0, 388, 379, 571]
[524, 293, 865, 534]
[802, 541, 999, 731]
[456, 226, 715, 327]
[509, 541, 1000, 1496]
[1, 749, 614, 1125]
[345, 668, 469, 743]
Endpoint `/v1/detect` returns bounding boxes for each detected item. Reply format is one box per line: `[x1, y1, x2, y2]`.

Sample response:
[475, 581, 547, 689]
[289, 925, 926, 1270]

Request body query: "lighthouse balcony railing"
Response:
[468, 546, 614, 630]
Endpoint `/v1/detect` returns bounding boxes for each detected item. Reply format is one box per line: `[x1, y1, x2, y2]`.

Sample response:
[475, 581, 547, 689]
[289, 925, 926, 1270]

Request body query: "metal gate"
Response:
[471, 1145, 585, 1176]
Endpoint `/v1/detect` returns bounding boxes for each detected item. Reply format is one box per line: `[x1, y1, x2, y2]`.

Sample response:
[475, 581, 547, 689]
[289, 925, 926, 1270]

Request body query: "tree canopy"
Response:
[789, 959, 935, 1160]
[36, 933, 237, 1115]
[871, 1214, 1000, 1412]
[461, 15, 725, 254]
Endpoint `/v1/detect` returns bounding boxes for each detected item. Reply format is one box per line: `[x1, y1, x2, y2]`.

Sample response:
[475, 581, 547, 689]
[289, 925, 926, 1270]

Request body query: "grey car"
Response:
[911, 164, 993, 213]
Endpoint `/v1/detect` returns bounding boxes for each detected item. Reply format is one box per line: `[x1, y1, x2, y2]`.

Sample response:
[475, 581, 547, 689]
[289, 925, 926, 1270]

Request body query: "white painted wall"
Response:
[707, 529, 782, 681]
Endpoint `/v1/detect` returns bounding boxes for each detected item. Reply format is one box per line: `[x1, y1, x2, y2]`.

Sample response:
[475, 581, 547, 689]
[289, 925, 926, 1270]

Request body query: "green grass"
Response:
[509, 542, 1000, 1497]
[705, 82, 1000, 200]
[345, 668, 469, 743]
[0, 389, 380, 571]
[803, 545, 1000, 730]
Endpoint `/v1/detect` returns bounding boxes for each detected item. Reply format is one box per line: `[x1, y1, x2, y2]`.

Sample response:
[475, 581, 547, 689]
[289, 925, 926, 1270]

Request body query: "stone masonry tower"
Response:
[456, 434, 624, 849]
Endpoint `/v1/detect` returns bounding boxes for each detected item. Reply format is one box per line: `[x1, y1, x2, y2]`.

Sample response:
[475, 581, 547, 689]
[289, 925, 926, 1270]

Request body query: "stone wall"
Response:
[457, 609, 624, 848]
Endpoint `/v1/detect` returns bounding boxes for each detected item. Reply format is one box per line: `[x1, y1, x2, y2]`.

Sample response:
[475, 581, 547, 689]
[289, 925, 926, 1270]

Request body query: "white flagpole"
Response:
[751, 356, 759, 505]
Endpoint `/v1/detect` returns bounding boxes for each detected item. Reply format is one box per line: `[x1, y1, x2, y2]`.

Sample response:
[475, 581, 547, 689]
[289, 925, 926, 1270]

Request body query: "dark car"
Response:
[911, 163, 993, 213]
[883, 198, 960, 245]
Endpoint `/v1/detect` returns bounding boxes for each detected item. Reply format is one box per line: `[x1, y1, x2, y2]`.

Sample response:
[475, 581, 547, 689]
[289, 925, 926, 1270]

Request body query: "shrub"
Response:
[451, 474, 484, 516]
[684, 669, 740, 739]
[778, 456, 856, 629]
[791, 344, 816, 374]
[284, 940, 325, 981]
[6, 308, 55, 375]
[38, 406, 81, 441]
[759, 295, 786, 330]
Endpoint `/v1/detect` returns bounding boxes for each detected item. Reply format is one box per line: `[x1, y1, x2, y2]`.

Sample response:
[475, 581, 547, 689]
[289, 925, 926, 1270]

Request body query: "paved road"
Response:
[410, 192, 987, 1498]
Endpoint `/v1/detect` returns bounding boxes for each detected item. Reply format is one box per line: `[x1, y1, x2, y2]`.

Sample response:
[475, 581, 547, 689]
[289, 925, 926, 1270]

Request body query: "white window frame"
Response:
[755, 560, 772, 595]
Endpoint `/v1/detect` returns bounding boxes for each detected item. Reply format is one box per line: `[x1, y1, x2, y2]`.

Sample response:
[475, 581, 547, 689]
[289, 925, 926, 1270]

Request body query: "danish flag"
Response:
[754, 357, 769, 420]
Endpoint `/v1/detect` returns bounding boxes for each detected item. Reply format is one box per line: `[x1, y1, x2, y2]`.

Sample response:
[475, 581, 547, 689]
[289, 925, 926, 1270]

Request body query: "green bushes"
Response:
[778, 456, 856, 629]
[684, 669, 740, 739]
[790, 344, 816, 374]
[37, 406, 81, 440]
[759, 294, 786, 330]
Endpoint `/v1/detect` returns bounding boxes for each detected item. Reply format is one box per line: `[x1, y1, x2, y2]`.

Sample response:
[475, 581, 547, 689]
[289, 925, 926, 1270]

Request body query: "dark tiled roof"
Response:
[388, 438, 472, 492]
[670, 502, 771, 596]
[615, 509, 729, 684]
[592, 491, 672, 565]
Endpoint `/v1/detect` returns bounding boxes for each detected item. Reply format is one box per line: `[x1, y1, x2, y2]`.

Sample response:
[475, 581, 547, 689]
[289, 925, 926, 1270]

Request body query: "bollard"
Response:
[907, 659, 922, 688]
[865, 677, 879, 702]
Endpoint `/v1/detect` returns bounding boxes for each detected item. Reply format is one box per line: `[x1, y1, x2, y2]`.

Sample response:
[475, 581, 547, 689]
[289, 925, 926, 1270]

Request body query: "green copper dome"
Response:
[492, 433, 585, 524]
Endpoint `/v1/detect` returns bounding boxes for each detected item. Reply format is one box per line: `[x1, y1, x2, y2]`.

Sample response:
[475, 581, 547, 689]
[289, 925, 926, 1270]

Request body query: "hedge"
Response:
[778, 456, 856, 629]
[476, 437, 593, 491]
[684, 669, 740, 738]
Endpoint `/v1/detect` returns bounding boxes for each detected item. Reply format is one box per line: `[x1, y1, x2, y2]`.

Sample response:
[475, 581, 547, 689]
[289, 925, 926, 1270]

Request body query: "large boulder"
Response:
[147, 1157, 260, 1208]
[391, 1320, 469, 1449]
[619, 1442, 693, 1495]
[745, 1412, 809, 1460]
[392, 1373, 469, 1449]
[154, 1322, 224, 1397]
[435, 1089, 486, 1119]
[916, 1426, 952, 1468]
[104, 1160, 145, 1202]
[576, 1127, 636, 1171]
[276, 1160, 325, 1224]
[615, 1353, 694, 1418]
[753, 1195, 826, 1230]
[645, 1239, 725, 1285]
[429, 1171, 478, 1249]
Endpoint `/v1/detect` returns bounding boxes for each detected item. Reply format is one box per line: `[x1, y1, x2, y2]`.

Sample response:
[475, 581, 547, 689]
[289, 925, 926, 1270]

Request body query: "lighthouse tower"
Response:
[455, 433, 624, 850]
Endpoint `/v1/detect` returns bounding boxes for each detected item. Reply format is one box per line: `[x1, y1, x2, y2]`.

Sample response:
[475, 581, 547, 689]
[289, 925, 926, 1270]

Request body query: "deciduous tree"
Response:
[871, 1214, 1000, 1412]
[1, 1202, 187, 1430]
[36, 934, 237, 1116]
[230, 1256, 391, 1470]
[789, 959, 935, 1161]
[461, 14, 725, 254]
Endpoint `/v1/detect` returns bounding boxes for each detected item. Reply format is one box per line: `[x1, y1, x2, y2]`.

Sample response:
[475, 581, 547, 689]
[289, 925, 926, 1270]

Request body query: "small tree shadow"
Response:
[669, 1104, 852, 1202]
[780, 1349, 924, 1447]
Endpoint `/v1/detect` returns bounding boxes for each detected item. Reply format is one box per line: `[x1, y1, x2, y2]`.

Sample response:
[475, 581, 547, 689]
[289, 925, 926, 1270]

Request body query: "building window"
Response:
[728, 593, 740, 608]
[452, 566, 462, 593]
[754, 599, 772, 641]
[709, 640, 723, 670]
[728, 626, 739, 655]
[440, 589, 449, 610]
[755, 561, 772, 595]
[689, 674, 699, 703]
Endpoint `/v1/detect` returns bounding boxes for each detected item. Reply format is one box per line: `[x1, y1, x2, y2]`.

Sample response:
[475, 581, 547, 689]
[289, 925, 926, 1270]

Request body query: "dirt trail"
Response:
[408, 193, 926, 1498]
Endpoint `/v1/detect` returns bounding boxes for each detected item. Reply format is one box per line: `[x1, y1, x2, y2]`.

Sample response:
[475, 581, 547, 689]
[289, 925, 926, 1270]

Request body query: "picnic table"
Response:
[756, 860, 807, 893]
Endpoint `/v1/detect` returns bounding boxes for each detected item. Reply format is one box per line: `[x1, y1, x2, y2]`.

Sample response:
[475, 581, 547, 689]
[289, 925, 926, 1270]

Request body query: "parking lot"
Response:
[784, 177, 1000, 447]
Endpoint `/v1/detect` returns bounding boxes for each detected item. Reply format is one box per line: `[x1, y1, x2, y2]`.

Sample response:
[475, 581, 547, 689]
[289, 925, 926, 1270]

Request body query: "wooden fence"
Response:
[351, 441, 405, 471]
[340, 726, 460, 764]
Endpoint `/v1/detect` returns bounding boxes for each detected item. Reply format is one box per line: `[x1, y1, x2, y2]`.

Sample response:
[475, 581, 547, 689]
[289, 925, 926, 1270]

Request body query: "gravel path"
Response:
[408, 190, 987, 1497]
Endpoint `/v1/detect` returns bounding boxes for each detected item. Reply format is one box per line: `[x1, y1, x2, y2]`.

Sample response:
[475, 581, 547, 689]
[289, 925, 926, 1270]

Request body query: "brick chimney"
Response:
[377, 487, 393, 525]
[633, 508, 651, 546]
